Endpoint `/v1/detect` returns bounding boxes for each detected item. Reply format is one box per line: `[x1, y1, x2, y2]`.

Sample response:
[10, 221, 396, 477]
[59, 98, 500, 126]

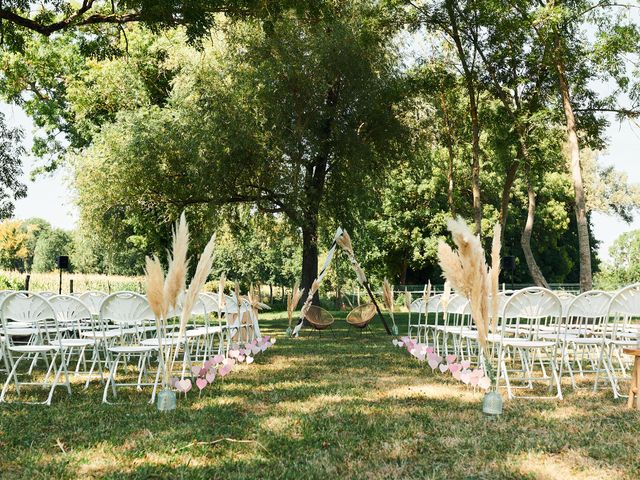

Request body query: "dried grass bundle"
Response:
[337, 229, 367, 284]
[489, 223, 502, 332]
[163, 213, 190, 314]
[145, 256, 165, 320]
[287, 281, 304, 328]
[437, 217, 490, 347]
[404, 289, 412, 311]
[300, 279, 320, 318]
[441, 280, 451, 313]
[176, 234, 216, 343]
[382, 279, 394, 314]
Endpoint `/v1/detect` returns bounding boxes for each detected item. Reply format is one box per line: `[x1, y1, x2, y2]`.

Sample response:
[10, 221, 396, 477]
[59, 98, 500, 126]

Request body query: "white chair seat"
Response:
[81, 330, 121, 339]
[502, 339, 555, 348]
[606, 339, 637, 347]
[4, 328, 39, 336]
[58, 339, 95, 348]
[565, 337, 601, 345]
[108, 345, 157, 354]
[9, 344, 57, 353]
[140, 337, 183, 347]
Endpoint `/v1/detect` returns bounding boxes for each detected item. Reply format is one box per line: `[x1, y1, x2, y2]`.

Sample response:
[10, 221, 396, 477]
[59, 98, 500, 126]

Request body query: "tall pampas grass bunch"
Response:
[286, 281, 304, 336]
[337, 230, 367, 284]
[143, 213, 217, 390]
[437, 217, 501, 347]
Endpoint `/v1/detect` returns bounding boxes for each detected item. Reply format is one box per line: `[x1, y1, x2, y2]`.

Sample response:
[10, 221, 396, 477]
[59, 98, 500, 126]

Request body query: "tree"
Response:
[32, 228, 73, 272]
[594, 230, 640, 289]
[72, 5, 407, 299]
[0, 112, 26, 218]
[0, 219, 29, 269]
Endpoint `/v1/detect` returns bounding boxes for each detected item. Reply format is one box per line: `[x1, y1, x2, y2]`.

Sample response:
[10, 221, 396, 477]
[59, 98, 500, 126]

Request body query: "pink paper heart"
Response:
[251, 346, 261, 355]
[428, 358, 440, 370]
[263, 335, 270, 342]
[401, 336, 410, 343]
[446, 354, 457, 364]
[478, 376, 491, 390]
[204, 359, 214, 369]
[246, 356, 254, 364]
[471, 369, 483, 378]
[414, 351, 425, 361]
[251, 339, 258, 346]
[176, 379, 192, 393]
[452, 370, 462, 381]
[229, 349, 240, 359]
[212, 354, 224, 364]
[470, 376, 479, 386]
[191, 366, 201, 376]
[218, 365, 231, 377]
[439, 363, 449, 373]
[205, 371, 216, 383]
[196, 378, 208, 391]
[237, 355, 245, 363]
[199, 367, 208, 377]
[449, 363, 461, 374]
[426, 346, 434, 354]
[461, 360, 471, 370]
[264, 341, 272, 349]
[245, 342, 253, 350]
[460, 372, 471, 385]
[392, 339, 401, 347]
[224, 358, 236, 367]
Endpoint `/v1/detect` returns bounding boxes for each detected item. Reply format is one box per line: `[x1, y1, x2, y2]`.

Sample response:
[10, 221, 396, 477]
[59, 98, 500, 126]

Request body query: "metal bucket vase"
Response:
[157, 388, 177, 412]
[286, 326, 293, 338]
[482, 391, 503, 416]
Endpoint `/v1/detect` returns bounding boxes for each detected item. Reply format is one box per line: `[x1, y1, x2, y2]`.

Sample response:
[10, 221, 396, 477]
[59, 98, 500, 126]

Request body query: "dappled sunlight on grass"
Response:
[510, 450, 625, 479]
[0, 312, 639, 479]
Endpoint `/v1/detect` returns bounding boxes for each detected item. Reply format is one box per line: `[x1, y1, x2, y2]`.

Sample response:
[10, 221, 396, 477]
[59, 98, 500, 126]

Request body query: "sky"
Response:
[2, 84, 640, 264]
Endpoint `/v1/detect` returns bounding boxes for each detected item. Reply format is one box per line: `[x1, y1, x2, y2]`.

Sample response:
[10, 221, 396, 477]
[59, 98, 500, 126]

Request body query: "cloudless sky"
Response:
[2, 83, 640, 263]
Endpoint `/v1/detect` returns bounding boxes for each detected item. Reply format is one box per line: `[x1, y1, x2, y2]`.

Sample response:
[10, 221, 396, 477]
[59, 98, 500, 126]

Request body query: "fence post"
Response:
[25, 274, 30, 291]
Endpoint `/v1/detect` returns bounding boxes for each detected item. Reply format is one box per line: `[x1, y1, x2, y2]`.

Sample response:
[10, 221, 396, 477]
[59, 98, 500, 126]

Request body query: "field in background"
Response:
[0, 270, 145, 294]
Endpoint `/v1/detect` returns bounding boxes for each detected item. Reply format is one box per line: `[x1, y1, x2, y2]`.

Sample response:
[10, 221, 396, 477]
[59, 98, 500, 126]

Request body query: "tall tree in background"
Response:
[0, 112, 26, 218]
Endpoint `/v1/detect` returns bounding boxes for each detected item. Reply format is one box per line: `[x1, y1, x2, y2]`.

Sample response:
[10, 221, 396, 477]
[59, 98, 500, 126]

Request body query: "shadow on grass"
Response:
[0, 312, 639, 479]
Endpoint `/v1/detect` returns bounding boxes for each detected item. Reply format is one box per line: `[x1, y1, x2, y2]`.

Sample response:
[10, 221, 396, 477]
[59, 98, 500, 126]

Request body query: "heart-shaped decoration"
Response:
[426, 346, 434, 354]
[251, 339, 258, 346]
[191, 366, 201, 376]
[271, 338, 277, 345]
[452, 370, 462, 381]
[212, 354, 224, 365]
[245, 342, 253, 351]
[470, 375, 479, 386]
[176, 379, 192, 393]
[471, 369, 483, 378]
[204, 359, 214, 370]
[199, 367, 208, 377]
[415, 351, 426, 361]
[428, 357, 440, 370]
[438, 363, 449, 373]
[224, 358, 236, 367]
[263, 335, 270, 342]
[392, 339, 401, 347]
[196, 378, 208, 391]
[251, 346, 261, 355]
[449, 363, 461, 374]
[246, 356, 254, 364]
[460, 372, 471, 385]
[446, 354, 457, 364]
[461, 360, 471, 370]
[205, 371, 216, 383]
[218, 365, 231, 377]
[401, 336, 410, 343]
[229, 349, 240, 359]
[237, 355, 245, 363]
[478, 376, 491, 390]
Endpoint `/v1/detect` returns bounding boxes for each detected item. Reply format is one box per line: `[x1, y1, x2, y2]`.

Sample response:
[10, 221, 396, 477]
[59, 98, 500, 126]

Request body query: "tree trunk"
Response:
[521, 161, 549, 288]
[445, 0, 481, 234]
[499, 160, 519, 244]
[301, 219, 319, 305]
[269, 284, 273, 303]
[554, 39, 592, 292]
[439, 90, 456, 215]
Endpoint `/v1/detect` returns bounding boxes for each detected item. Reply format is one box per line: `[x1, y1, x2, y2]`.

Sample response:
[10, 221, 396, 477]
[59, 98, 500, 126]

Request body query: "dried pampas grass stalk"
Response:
[145, 255, 169, 387]
[441, 280, 451, 314]
[490, 222, 501, 332]
[287, 281, 304, 328]
[404, 289, 412, 311]
[437, 217, 489, 348]
[337, 229, 367, 284]
[163, 213, 190, 315]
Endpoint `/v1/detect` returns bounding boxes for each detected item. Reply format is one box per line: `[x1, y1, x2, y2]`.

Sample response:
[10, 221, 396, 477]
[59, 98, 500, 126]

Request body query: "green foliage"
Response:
[32, 228, 73, 273]
[0, 112, 26, 215]
[594, 230, 640, 289]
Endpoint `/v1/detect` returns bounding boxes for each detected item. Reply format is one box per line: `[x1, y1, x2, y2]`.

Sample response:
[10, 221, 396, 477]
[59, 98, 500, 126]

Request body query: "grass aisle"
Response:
[1, 312, 639, 479]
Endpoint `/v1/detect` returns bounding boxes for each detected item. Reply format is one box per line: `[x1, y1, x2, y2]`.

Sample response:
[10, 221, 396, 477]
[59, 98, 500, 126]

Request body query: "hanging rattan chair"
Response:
[304, 305, 335, 332]
[346, 303, 376, 330]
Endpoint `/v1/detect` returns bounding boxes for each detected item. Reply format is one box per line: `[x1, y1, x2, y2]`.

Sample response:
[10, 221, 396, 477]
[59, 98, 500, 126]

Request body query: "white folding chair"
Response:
[100, 292, 161, 404]
[494, 287, 564, 400]
[407, 296, 424, 340]
[433, 295, 468, 357]
[555, 290, 576, 318]
[49, 295, 102, 383]
[420, 293, 442, 346]
[555, 290, 611, 389]
[595, 284, 640, 399]
[0, 292, 72, 405]
[79, 291, 108, 317]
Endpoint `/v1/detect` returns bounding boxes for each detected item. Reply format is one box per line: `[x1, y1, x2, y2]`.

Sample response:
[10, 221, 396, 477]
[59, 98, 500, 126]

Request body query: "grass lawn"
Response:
[1, 311, 639, 479]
